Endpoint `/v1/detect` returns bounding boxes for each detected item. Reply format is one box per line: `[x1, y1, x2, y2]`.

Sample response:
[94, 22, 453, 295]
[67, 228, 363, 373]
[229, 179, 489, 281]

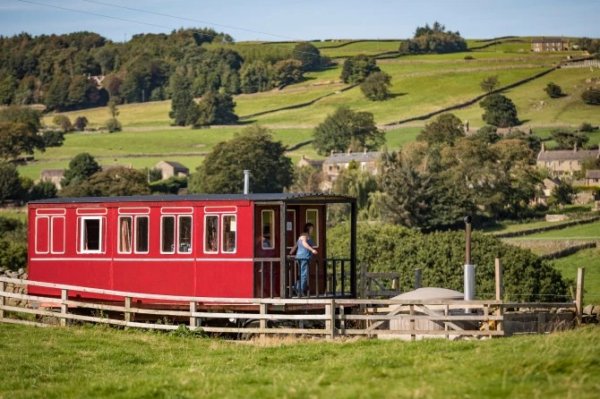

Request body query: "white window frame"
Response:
[117, 216, 134, 254]
[160, 215, 177, 254]
[261, 209, 275, 250]
[177, 215, 193, 254]
[203, 214, 220, 254]
[35, 216, 50, 254]
[221, 214, 237, 254]
[79, 216, 104, 254]
[306, 209, 319, 248]
[134, 215, 150, 254]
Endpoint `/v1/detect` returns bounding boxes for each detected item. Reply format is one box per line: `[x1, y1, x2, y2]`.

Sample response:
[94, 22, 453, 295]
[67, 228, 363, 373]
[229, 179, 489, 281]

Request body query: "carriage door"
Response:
[300, 205, 326, 295]
[254, 205, 281, 297]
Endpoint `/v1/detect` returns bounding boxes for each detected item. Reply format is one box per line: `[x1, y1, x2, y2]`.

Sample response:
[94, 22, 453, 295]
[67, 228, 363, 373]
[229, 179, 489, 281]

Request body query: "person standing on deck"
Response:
[289, 223, 317, 296]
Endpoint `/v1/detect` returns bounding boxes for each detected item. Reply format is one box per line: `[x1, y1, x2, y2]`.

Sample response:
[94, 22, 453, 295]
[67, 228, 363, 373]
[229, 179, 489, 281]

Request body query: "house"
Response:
[40, 169, 65, 189]
[534, 177, 560, 206]
[154, 161, 189, 180]
[585, 169, 600, 186]
[297, 155, 324, 170]
[536, 144, 600, 177]
[321, 150, 381, 190]
[531, 37, 570, 52]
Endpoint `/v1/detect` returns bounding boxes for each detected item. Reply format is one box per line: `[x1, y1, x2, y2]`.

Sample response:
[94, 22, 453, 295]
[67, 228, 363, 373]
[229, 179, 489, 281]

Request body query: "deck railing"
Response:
[0, 277, 579, 339]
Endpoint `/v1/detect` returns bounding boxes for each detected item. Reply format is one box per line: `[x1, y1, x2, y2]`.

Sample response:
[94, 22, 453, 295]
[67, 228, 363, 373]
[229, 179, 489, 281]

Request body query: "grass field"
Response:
[517, 221, 600, 240]
[0, 324, 598, 399]
[552, 248, 600, 304]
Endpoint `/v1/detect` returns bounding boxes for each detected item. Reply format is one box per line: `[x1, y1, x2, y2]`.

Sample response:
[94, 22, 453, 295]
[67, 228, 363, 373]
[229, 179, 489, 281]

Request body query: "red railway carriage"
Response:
[27, 193, 357, 300]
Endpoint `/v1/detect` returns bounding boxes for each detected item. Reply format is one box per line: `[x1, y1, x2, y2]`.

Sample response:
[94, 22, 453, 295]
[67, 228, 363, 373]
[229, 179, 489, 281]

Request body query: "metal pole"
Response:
[243, 170, 251, 195]
[463, 216, 475, 302]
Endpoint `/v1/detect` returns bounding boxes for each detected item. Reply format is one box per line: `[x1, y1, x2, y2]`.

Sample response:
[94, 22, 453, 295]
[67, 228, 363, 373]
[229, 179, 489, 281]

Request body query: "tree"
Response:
[417, 113, 465, 146]
[61, 153, 101, 188]
[480, 76, 499, 93]
[74, 116, 88, 131]
[53, 115, 73, 132]
[44, 73, 70, 111]
[289, 165, 323, 193]
[41, 130, 65, 148]
[292, 42, 322, 71]
[105, 99, 121, 132]
[194, 92, 238, 126]
[332, 161, 379, 210]
[272, 59, 304, 87]
[551, 129, 589, 149]
[544, 82, 564, 98]
[240, 61, 272, 93]
[360, 71, 392, 101]
[550, 180, 576, 207]
[0, 122, 44, 161]
[581, 88, 600, 105]
[0, 73, 17, 105]
[479, 94, 519, 127]
[169, 72, 197, 126]
[472, 125, 501, 144]
[340, 55, 380, 84]
[313, 107, 384, 155]
[578, 122, 595, 132]
[401, 22, 467, 54]
[86, 167, 150, 196]
[189, 125, 293, 193]
[28, 180, 57, 201]
[0, 162, 21, 203]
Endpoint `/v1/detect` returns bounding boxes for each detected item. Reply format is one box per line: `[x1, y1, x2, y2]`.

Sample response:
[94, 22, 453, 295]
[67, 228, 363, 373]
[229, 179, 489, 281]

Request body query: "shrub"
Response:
[0, 216, 27, 272]
[578, 122, 595, 132]
[360, 71, 392, 101]
[41, 130, 64, 147]
[544, 82, 564, 98]
[52, 115, 73, 132]
[581, 88, 600, 105]
[105, 118, 122, 133]
[328, 222, 568, 301]
[73, 116, 88, 131]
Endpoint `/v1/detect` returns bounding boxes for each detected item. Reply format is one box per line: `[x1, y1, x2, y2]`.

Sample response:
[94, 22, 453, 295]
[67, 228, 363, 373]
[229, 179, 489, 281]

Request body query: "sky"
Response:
[0, 0, 599, 42]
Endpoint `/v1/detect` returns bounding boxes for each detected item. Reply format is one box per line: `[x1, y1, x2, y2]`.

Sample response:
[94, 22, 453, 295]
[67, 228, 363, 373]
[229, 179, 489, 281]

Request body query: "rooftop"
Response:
[158, 160, 189, 170]
[29, 192, 356, 205]
[537, 148, 599, 162]
[324, 151, 381, 164]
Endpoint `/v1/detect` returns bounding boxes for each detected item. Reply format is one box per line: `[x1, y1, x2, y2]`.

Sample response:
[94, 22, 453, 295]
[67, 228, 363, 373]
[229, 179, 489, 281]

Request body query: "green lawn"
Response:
[552, 248, 600, 305]
[519, 221, 600, 240]
[0, 324, 598, 399]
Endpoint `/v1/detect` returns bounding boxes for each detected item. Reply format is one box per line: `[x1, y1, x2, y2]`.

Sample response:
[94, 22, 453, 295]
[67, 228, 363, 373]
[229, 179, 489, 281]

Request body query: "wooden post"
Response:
[60, 289, 68, 327]
[494, 258, 503, 301]
[350, 200, 358, 298]
[444, 304, 449, 340]
[575, 267, 585, 321]
[414, 269, 422, 290]
[409, 304, 415, 341]
[360, 263, 367, 298]
[189, 301, 197, 330]
[124, 297, 132, 326]
[339, 305, 346, 336]
[325, 299, 335, 339]
[0, 281, 5, 320]
[259, 303, 267, 340]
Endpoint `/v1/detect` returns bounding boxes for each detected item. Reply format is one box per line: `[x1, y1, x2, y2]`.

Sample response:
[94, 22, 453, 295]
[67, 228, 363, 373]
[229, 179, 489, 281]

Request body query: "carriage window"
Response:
[81, 217, 102, 253]
[135, 216, 149, 253]
[161, 216, 175, 253]
[178, 216, 192, 253]
[306, 209, 319, 247]
[261, 210, 274, 249]
[118, 217, 133, 253]
[205, 215, 219, 253]
[222, 215, 237, 253]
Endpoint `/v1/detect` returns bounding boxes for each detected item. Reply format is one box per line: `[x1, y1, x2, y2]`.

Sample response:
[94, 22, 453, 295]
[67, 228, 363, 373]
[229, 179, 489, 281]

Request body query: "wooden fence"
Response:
[0, 269, 583, 339]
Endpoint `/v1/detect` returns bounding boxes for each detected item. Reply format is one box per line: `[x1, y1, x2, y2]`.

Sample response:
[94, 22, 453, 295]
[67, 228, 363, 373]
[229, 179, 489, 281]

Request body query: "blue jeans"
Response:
[295, 258, 310, 296]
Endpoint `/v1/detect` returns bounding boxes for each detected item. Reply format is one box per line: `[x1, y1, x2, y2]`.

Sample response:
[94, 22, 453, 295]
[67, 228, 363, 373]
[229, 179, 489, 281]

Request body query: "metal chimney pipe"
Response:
[243, 170, 251, 195]
[463, 216, 475, 302]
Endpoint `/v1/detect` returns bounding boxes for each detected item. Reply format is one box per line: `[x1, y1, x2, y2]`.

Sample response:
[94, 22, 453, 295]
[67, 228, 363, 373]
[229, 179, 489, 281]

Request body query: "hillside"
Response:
[18, 37, 600, 180]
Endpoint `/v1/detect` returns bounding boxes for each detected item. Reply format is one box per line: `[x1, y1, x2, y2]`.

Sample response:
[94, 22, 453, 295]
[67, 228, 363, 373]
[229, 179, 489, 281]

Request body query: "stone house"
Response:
[531, 37, 570, 52]
[321, 151, 381, 190]
[585, 169, 600, 186]
[40, 169, 65, 189]
[154, 161, 189, 180]
[536, 144, 600, 177]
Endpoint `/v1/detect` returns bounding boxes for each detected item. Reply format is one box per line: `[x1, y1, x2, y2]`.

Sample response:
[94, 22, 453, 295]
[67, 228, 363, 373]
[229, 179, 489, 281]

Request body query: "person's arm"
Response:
[289, 242, 297, 255]
[300, 236, 317, 255]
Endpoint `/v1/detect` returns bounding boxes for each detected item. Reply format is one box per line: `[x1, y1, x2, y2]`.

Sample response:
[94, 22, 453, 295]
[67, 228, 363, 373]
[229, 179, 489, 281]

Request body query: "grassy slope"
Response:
[518, 221, 600, 240]
[552, 248, 600, 304]
[0, 324, 598, 399]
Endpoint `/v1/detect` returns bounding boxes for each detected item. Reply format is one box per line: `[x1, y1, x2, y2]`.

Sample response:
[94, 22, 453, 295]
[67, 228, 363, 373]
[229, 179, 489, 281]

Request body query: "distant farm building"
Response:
[321, 151, 381, 190]
[585, 169, 600, 186]
[154, 161, 190, 180]
[531, 37, 570, 52]
[536, 145, 600, 177]
[297, 155, 324, 170]
[40, 169, 65, 189]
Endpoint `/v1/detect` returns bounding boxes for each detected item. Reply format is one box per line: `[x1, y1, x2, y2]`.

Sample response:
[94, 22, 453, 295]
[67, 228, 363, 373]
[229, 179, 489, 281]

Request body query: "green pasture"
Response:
[0, 324, 598, 399]
[517, 221, 600, 240]
[552, 248, 600, 304]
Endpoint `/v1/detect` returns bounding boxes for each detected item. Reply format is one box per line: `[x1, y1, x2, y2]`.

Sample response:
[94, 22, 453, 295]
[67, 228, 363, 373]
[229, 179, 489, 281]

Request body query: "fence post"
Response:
[409, 304, 415, 341]
[259, 303, 267, 340]
[0, 281, 5, 320]
[60, 289, 68, 327]
[339, 305, 346, 336]
[189, 301, 197, 330]
[575, 267, 585, 322]
[414, 269, 422, 290]
[124, 297, 131, 327]
[360, 263, 367, 298]
[325, 299, 335, 340]
[495, 258, 504, 334]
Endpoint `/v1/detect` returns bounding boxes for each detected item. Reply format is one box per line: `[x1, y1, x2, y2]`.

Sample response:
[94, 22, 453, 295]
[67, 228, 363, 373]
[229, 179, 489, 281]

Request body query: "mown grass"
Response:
[0, 324, 598, 399]
[552, 248, 600, 304]
[518, 221, 600, 240]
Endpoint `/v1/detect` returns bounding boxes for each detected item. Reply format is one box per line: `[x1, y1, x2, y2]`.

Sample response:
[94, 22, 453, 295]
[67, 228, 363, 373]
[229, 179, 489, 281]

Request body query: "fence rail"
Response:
[0, 276, 580, 339]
